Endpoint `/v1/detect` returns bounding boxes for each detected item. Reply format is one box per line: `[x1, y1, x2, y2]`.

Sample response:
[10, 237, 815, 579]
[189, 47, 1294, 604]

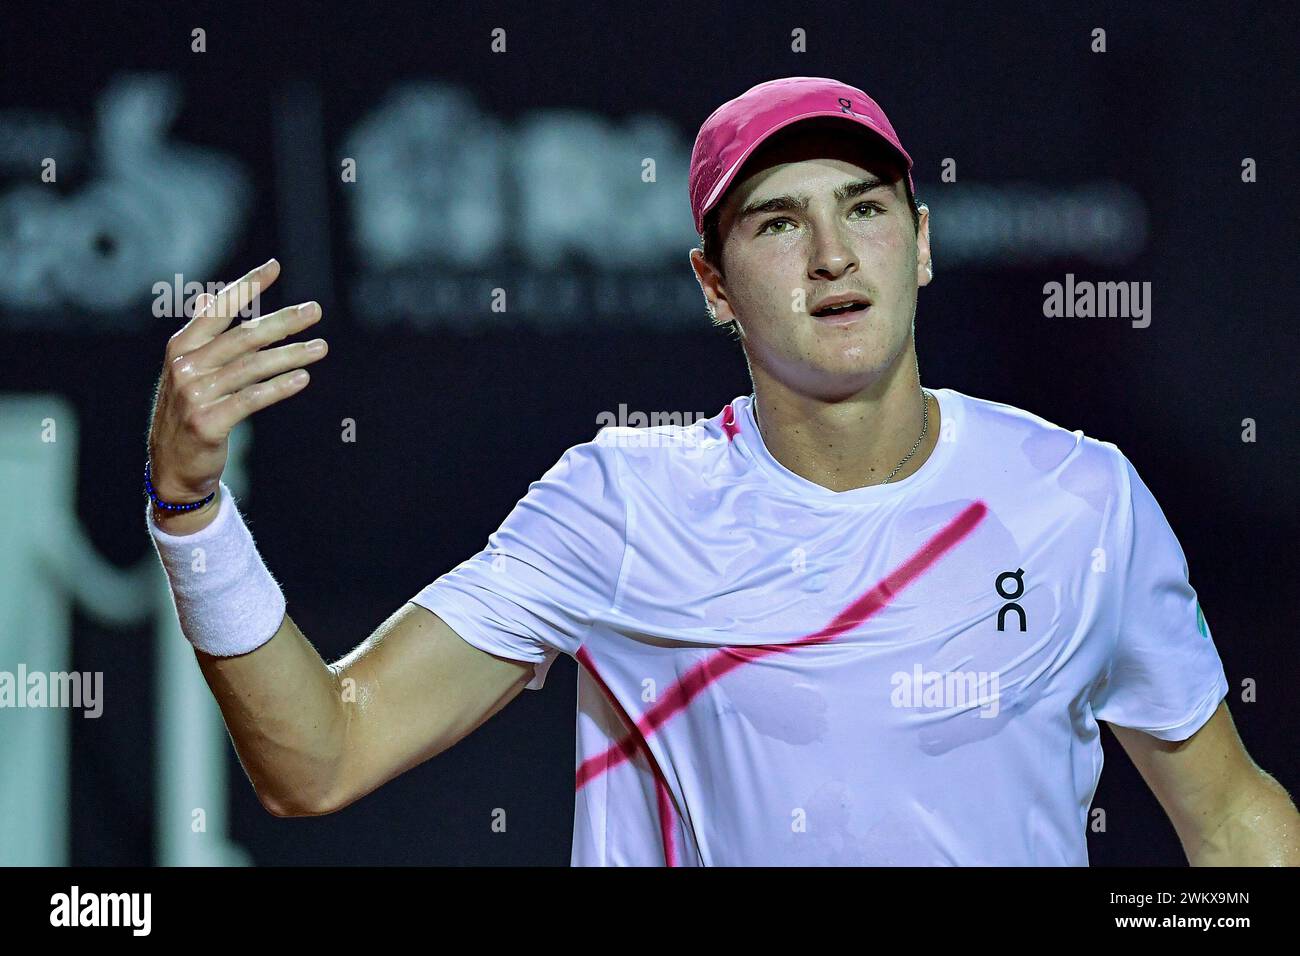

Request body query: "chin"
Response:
[751, 327, 899, 390]
[811, 322, 905, 365]
[813, 342, 888, 373]
[797, 338, 902, 390]
[786, 361, 882, 398]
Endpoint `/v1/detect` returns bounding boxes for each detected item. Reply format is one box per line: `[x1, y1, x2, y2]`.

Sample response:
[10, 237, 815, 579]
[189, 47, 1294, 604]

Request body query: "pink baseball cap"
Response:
[689, 76, 914, 235]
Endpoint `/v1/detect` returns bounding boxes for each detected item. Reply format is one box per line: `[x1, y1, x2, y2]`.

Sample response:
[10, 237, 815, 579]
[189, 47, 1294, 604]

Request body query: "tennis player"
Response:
[145, 76, 1298, 866]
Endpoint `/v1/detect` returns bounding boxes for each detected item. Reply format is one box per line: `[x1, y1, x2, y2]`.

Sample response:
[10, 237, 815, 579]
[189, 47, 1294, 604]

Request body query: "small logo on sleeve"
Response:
[1195, 602, 1209, 639]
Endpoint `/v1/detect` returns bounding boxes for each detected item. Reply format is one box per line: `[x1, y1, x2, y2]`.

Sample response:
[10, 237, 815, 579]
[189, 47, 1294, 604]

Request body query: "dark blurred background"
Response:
[1, 0, 1295, 866]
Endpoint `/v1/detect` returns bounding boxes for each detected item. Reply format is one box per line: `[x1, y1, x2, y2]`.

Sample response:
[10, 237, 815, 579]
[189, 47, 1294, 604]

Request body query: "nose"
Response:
[807, 219, 858, 281]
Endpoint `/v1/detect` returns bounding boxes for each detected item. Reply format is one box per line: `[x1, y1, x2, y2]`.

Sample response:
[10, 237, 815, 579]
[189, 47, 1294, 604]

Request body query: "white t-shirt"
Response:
[411, 387, 1228, 866]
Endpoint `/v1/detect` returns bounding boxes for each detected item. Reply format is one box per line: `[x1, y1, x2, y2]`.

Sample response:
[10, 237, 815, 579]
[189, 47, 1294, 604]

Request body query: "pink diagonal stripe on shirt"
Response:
[575, 499, 989, 792]
[575, 645, 679, 866]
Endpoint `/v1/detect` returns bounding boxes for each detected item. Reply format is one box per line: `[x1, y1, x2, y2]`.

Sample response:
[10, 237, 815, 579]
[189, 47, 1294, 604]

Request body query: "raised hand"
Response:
[146, 258, 327, 513]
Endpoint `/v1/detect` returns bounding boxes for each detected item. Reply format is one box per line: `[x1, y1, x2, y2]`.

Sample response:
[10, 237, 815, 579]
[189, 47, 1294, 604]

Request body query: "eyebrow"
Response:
[737, 176, 893, 222]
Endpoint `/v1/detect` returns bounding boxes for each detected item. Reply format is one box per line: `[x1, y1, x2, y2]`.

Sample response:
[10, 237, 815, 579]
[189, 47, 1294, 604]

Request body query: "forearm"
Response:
[148, 482, 345, 816]
[1185, 775, 1300, 866]
[194, 611, 347, 817]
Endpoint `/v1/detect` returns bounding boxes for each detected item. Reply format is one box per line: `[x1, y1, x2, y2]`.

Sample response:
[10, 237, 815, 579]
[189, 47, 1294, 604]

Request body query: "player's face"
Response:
[692, 129, 932, 401]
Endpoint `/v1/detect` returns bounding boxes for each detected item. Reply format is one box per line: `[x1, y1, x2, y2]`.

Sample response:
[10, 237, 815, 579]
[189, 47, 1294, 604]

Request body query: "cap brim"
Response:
[700, 110, 914, 227]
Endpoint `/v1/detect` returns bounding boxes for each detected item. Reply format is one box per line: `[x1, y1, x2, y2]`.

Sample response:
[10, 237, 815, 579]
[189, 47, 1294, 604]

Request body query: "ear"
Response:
[915, 203, 933, 287]
[689, 247, 736, 325]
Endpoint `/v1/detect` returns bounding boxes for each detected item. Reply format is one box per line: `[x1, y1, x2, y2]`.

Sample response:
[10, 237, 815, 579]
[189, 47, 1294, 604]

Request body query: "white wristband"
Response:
[146, 480, 287, 657]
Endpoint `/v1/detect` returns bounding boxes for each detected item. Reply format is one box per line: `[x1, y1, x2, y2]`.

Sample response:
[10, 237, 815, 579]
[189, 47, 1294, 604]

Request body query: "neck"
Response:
[748, 352, 939, 493]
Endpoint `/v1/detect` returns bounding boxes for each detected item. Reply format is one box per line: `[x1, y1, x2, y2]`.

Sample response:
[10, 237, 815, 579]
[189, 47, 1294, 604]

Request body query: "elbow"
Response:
[1184, 775, 1300, 866]
[260, 796, 335, 818]
[257, 784, 340, 818]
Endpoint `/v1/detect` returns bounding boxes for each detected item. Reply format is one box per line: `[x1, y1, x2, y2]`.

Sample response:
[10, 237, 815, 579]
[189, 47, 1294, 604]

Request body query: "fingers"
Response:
[188, 299, 322, 373]
[206, 258, 281, 323]
[204, 335, 328, 401]
[170, 259, 281, 355]
[158, 258, 323, 441]
[197, 368, 313, 436]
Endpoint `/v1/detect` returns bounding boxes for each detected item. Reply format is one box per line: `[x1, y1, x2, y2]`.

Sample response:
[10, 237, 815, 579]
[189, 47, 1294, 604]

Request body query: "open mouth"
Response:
[812, 301, 870, 319]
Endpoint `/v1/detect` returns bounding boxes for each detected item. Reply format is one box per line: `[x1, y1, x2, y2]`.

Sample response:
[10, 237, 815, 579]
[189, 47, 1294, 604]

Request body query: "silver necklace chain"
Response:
[751, 387, 932, 485]
[881, 387, 930, 483]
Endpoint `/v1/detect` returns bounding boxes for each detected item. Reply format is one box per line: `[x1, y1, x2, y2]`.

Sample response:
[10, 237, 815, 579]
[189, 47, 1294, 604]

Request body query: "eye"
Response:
[757, 217, 794, 236]
[757, 202, 884, 236]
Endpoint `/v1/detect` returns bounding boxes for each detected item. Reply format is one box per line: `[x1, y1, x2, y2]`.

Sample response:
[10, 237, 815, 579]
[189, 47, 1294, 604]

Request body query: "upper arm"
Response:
[1107, 700, 1267, 849]
[318, 601, 535, 814]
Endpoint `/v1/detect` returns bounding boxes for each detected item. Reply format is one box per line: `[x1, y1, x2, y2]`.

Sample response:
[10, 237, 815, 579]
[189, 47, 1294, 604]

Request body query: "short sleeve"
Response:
[410, 439, 626, 691]
[1091, 449, 1228, 740]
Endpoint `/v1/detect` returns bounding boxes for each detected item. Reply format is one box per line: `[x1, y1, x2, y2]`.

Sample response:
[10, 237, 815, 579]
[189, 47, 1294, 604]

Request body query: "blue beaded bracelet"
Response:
[144, 459, 216, 512]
